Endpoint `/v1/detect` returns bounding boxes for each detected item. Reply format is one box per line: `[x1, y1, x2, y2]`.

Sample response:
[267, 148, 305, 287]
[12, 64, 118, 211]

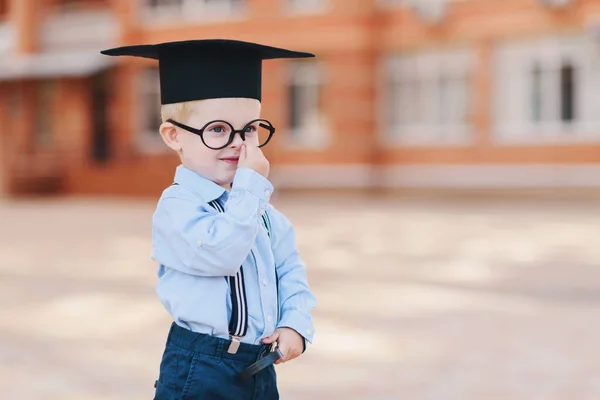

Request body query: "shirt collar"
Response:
[173, 164, 226, 202]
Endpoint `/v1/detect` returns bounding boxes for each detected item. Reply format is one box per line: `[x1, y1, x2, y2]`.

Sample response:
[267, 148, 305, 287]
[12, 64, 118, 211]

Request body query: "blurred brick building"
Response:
[1, 0, 600, 197]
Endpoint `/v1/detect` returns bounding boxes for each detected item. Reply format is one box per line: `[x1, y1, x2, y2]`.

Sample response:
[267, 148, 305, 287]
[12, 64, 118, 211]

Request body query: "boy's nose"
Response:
[230, 132, 245, 148]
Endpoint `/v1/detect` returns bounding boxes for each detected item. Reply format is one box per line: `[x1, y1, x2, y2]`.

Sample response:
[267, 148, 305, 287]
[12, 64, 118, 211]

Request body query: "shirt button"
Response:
[260, 208, 266, 216]
[306, 328, 312, 335]
[266, 315, 272, 322]
[196, 240, 202, 247]
[265, 190, 271, 197]
[262, 279, 267, 286]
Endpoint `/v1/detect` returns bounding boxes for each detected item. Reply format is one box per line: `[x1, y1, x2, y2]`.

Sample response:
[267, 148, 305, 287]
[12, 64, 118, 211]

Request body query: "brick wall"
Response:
[3, 0, 600, 196]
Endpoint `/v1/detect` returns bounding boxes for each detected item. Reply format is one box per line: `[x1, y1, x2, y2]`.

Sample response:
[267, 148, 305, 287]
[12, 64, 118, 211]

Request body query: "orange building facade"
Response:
[1, 0, 600, 197]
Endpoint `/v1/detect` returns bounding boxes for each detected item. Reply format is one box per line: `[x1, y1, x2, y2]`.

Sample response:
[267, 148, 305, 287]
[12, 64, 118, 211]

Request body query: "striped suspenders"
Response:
[209, 199, 276, 354]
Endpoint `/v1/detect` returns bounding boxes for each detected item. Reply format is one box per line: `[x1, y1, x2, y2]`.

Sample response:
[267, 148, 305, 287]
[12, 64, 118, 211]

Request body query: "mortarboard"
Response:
[100, 39, 315, 105]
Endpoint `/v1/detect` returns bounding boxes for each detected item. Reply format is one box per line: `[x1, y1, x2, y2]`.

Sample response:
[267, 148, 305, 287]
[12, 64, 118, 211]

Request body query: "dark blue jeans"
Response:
[153, 322, 279, 400]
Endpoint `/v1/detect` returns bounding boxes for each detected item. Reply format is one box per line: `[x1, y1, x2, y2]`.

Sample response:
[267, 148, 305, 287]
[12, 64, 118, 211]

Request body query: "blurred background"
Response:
[1, 0, 600, 399]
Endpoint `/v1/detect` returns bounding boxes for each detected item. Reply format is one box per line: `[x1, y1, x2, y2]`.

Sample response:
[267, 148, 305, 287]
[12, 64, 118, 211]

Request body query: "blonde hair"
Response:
[161, 101, 201, 124]
[161, 97, 261, 123]
[160, 101, 200, 159]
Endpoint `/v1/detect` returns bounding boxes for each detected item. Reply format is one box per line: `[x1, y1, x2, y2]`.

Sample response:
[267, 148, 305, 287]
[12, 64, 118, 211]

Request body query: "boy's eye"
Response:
[245, 125, 257, 132]
[210, 125, 227, 133]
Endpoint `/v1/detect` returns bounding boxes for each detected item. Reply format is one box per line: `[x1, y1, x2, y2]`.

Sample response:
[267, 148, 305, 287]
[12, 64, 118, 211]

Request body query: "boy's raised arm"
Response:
[152, 167, 273, 277]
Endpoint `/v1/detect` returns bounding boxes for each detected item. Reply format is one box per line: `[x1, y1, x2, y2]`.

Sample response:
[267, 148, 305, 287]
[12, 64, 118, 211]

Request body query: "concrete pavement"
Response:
[0, 194, 598, 399]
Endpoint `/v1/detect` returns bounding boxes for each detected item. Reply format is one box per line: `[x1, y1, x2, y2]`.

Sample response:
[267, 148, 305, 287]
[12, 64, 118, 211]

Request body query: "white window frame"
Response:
[142, 0, 245, 25]
[285, 60, 329, 149]
[285, 0, 329, 15]
[492, 33, 600, 144]
[381, 48, 475, 146]
[136, 67, 168, 153]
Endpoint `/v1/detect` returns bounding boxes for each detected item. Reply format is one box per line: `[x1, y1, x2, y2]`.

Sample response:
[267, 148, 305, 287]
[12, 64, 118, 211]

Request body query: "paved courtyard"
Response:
[0, 193, 599, 399]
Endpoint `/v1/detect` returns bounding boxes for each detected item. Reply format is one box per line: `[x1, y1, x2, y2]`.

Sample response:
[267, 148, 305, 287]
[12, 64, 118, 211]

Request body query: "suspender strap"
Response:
[209, 199, 276, 354]
[209, 200, 248, 343]
[261, 212, 271, 238]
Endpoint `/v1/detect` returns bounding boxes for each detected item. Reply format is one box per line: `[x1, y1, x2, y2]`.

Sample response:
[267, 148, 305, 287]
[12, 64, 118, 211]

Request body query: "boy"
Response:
[101, 39, 317, 399]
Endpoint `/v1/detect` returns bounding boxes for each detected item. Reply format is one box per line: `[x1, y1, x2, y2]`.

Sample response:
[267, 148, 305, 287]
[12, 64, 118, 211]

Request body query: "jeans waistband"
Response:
[166, 322, 269, 363]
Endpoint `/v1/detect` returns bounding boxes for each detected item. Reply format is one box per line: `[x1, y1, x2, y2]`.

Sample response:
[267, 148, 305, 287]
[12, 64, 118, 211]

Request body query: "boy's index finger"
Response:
[245, 142, 259, 151]
[241, 141, 252, 154]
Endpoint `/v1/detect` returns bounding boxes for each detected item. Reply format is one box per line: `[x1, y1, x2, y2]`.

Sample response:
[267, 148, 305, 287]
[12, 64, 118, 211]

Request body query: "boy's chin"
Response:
[181, 162, 235, 185]
[214, 170, 237, 187]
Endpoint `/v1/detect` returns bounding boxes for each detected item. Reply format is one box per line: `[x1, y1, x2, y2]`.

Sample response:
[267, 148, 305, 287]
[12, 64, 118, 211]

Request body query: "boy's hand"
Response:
[262, 327, 304, 365]
[238, 143, 270, 179]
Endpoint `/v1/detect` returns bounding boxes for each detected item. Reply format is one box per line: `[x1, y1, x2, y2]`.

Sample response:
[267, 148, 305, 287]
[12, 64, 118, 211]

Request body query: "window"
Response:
[41, 0, 116, 51]
[378, 0, 451, 9]
[143, 0, 244, 22]
[286, 0, 327, 14]
[286, 60, 328, 148]
[0, 19, 12, 55]
[48, 0, 108, 12]
[137, 68, 165, 152]
[531, 62, 543, 122]
[377, 0, 405, 7]
[146, 0, 183, 11]
[383, 48, 474, 145]
[560, 62, 575, 122]
[492, 34, 600, 143]
[529, 59, 577, 125]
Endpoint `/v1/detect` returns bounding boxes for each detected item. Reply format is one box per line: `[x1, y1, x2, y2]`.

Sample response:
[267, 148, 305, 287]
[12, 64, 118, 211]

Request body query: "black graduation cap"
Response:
[100, 39, 315, 105]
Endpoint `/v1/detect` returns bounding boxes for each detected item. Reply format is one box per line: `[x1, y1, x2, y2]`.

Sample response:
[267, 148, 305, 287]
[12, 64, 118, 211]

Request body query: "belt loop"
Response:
[168, 322, 176, 340]
[215, 337, 224, 358]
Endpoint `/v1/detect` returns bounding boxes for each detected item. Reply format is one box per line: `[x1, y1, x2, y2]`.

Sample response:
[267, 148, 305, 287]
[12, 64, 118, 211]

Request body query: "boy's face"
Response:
[165, 98, 261, 188]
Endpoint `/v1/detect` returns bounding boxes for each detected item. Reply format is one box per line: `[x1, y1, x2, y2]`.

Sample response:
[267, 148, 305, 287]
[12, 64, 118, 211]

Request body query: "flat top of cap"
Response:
[100, 39, 315, 60]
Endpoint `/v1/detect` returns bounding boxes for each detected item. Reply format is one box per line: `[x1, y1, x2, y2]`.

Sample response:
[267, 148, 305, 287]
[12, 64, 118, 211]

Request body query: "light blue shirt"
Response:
[151, 165, 316, 346]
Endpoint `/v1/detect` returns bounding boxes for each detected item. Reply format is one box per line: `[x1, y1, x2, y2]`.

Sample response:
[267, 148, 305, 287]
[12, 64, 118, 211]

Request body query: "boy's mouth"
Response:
[219, 157, 239, 165]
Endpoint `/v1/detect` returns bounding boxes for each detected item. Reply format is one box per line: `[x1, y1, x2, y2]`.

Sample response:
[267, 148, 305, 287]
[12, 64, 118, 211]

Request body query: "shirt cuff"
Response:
[277, 309, 315, 344]
[232, 168, 274, 204]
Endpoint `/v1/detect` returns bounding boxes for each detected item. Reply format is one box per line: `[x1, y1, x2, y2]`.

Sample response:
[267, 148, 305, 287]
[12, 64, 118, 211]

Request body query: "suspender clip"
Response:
[269, 341, 278, 352]
[227, 335, 242, 354]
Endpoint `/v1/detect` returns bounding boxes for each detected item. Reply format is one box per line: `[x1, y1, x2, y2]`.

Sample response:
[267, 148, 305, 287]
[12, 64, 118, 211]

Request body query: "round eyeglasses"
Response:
[167, 118, 276, 150]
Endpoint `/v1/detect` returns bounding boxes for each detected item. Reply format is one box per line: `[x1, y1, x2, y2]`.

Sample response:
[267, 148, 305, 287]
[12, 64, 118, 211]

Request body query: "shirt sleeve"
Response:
[152, 168, 274, 277]
[270, 207, 317, 345]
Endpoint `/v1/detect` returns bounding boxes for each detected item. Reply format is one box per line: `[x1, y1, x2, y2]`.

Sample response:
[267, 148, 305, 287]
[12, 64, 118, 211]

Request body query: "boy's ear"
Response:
[159, 122, 182, 153]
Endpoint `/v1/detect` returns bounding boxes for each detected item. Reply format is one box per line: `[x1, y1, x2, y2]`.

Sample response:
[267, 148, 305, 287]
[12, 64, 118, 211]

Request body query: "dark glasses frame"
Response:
[166, 118, 276, 150]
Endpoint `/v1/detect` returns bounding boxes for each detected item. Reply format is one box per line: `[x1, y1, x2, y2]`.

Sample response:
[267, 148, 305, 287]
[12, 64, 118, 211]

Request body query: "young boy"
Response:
[101, 39, 317, 399]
